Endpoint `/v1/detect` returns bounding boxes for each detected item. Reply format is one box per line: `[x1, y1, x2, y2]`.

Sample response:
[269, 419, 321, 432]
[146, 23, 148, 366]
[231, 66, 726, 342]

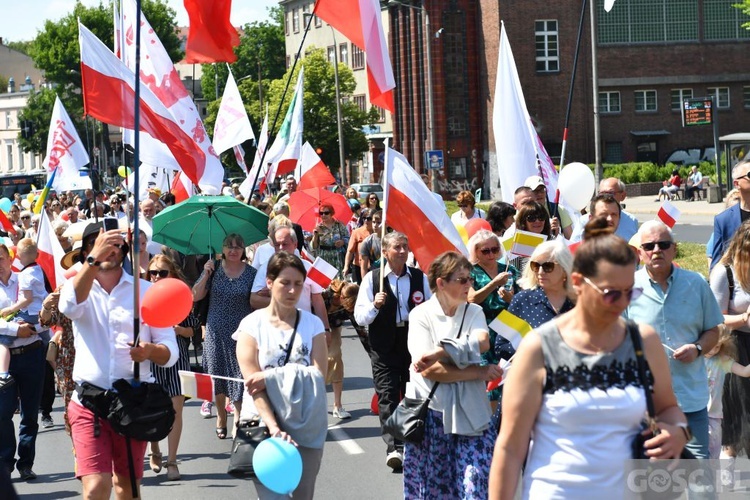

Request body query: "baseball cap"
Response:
[524, 175, 545, 191]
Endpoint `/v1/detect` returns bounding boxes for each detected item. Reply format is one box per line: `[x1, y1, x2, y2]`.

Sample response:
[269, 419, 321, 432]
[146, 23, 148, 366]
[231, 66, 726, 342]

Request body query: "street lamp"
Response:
[387, 0, 437, 191]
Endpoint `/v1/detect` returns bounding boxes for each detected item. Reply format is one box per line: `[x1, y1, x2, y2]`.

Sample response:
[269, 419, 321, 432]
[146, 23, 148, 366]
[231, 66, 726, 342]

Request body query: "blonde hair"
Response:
[720, 219, 750, 291]
[519, 239, 575, 300]
[16, 238, 38, 256]
[467, 229, 501, 264]
[714, 326, 738, 361]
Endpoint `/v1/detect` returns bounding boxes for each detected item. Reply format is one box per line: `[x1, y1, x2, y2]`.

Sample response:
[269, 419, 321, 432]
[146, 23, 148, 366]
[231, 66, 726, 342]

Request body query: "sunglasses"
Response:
[583, 276, 643, 305]
[735, 172, 750, 182]
[458, 204, 468, 208]
[319, 211, 332, 215]
[525, 215, 545, 223]
[640, 240, 673, 252]
[148, 269, 169, 278]
[530, 261, 556, 273]
[480, 246, 500, 255]
[448, 276, 474, 285]
[21, 216, 31, 220]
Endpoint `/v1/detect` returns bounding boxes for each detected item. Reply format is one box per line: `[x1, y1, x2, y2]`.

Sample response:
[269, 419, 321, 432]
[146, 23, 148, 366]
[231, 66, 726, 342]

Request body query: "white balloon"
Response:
[558, 162, 595, 212]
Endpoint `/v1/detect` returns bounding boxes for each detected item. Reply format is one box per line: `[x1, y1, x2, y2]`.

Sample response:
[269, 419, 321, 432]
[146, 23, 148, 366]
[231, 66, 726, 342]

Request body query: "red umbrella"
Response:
[288, 188, 352, 231]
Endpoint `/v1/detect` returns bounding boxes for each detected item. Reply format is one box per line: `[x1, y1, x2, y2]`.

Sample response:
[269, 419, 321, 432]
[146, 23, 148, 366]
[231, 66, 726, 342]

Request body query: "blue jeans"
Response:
[0, 344, 45, 471]
[685, 407, 710, 459]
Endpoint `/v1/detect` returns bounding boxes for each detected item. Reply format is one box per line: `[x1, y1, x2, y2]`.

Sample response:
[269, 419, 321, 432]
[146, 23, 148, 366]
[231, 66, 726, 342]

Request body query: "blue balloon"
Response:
[0, 198, 11, 214]
[252, 437, 303, 495]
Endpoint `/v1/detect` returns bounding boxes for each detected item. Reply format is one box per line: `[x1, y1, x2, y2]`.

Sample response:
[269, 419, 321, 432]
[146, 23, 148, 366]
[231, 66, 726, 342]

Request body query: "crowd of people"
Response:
[2, 158, 750, 498]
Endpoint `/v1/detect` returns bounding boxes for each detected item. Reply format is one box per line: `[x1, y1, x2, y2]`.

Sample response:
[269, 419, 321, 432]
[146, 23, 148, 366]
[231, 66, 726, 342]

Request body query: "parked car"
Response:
[350, 183, 384, 201]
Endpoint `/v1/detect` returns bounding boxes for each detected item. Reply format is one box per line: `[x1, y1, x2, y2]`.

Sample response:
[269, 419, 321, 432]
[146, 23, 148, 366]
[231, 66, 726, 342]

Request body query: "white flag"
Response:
[213, 69, 255, 155]
[43, 96, 90, 192]
[493, 23, 543, 203]
[264, 67, 305, 185]
[239, 110, 270, 198]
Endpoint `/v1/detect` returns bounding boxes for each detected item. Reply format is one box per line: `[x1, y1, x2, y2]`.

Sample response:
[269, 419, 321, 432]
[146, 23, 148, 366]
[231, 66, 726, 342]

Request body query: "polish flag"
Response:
[300, 247, 315, 263]
[79, 22, 211, 192]
[240, 110, 270, 198]
[171, 171, 193, 204]
[119, 0, 223, 194]
[383, 147, 468, 269]
[43, 96, 90, 193]
[36, 210, 66, 291]
[183, 0, 240, 64]
[306, 257, 338, 289]
[0, 212, 14, 234]
[265, 68, 304, 184]
[657, 200, 681, 229]
[213, 70, 255, 155]
[296, 142, 336, 191]
[178, 370, 215, 401]
[315, 0, 395, 112]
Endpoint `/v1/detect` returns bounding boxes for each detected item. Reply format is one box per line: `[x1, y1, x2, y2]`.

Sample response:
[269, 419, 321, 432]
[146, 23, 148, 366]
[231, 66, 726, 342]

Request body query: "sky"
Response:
[2, 0, 278, 43]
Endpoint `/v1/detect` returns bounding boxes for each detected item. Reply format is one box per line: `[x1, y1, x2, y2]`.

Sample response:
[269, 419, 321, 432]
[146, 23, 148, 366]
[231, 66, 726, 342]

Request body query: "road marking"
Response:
[328, 425, 365, 455]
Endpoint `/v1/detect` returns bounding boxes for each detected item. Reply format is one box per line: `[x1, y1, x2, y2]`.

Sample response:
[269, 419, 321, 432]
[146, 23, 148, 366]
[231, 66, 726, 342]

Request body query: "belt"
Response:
[396, 321, 408, 328]
[10, 340, 43, 356]
[319, 244, 337, 250]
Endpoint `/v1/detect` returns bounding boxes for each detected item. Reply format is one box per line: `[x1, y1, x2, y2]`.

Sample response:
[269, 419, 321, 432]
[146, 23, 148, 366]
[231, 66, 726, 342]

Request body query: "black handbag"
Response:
[383, 306, 468, 444]
[227, 310, 300, 478]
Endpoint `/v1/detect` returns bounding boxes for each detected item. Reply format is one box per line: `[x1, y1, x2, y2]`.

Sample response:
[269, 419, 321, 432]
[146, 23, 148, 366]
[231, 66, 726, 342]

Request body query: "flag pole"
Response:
[558, 0, 588, 171]
[131, 0, 142, 383]
[379, 140, 390, 292]
[247, 4, 318, 197]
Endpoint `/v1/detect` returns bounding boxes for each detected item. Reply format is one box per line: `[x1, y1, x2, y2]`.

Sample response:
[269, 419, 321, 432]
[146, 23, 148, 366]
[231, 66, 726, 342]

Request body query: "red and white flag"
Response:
[43, 96, 90, 192]
[657, 200, 681, 228]
[171, 171, 193, 204]
[233, 145, 248, 175]
[239, 110, 270, 198]
[119, 0, 224, 194]
[178, 370, 215, 401]
[79, 22, 213, 193]
[315, 0, 395, 112]
[183, 0, 240, 64]
[383, 147, 468, 269]
[36, 210, 66, 291]
[306, 257, 338, 289]
[265, 68, 304, 184]
[296, 142, 336, 191]
[213, 69, 255, 155]
[300, 247, 315, 263]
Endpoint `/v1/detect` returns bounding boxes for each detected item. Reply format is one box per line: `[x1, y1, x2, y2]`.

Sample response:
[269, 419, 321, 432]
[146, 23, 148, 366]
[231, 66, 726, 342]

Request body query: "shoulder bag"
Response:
[383, 305, 469, 444]
[227, 310, 300, 478]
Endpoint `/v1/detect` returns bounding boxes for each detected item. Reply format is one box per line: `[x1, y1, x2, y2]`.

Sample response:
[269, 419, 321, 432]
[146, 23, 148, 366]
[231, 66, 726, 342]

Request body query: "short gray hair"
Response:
[273, 225, 297, 244]
[732, 160, 750, 180]
[382, 231, 408, 252]
[638, 219, 673, 241]
[273, 201, 290, 215]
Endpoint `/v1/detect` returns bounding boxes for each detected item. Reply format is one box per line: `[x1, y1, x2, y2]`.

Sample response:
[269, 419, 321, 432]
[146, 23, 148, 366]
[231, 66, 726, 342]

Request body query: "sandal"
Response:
[216, 427, 227, 440]
[149, 452, 163, 473]
[165, 461, 180, 481]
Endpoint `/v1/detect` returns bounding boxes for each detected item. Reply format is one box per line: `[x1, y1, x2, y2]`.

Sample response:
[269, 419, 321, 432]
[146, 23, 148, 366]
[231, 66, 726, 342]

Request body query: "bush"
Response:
[585, 162, 719, 184]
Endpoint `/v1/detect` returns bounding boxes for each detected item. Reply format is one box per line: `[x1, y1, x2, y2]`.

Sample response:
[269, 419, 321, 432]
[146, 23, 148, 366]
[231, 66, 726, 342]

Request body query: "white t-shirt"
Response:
[251, 254, 323, 313]
[18, 264, 46, 316]
[233, 309, 325, 419]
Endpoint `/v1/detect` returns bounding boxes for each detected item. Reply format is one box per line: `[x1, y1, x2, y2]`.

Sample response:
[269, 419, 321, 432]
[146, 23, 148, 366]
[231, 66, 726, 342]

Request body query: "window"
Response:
[670, 88, 693, 111]
[704, 0, 750, 40]
[535, 20, 559, 72]
[604, 142, 623, 164]
[327, 45, 336, 64]
[7, 145, 13, 171]
[449, 158, 467, 179]
[597, 0, 698, 44]
[744, 86, 750, 109]
[4, 112, 9, 129]
[599, 91, 621, 113]
[314, 15, 322, 28]
[292, 8, 300, 33]
[707, 87, 730, 108]
[286, 55, 291, 69]
[339, 43, 348, 66]
[351, 45, 365, 70]
[376, 106, 386, 123]
[634, 90, 657, 112]
[285, 11, 289, 35]
[443, 11, 469, 139]
[353, 95, 367, 112]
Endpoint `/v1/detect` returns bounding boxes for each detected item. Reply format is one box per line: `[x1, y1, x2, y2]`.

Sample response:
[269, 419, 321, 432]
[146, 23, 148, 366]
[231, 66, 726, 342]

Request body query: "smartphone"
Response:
[102, 218, 119, 232]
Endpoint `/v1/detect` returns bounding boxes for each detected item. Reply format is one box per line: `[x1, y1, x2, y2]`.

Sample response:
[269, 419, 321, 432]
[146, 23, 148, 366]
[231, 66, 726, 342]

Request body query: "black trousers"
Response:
[369, 326, 410, 454]
[39, 359, 55, 417]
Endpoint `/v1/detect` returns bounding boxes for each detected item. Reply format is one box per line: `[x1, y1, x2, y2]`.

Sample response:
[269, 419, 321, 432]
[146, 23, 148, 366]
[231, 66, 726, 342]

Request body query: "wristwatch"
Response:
[675, 422, 693, 442]
[86, 255, 101, 267]
[693, 342, 703, 354]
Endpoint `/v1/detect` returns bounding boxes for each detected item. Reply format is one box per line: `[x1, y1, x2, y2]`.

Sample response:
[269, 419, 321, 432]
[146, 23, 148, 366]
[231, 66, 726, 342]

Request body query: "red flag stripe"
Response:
[194, 373, 214, 402]
[657, 207, 676, 228]
[0, 211, 14, 233]
[183, 0, 239, 64]
[298, 160, 336, 191]
[307, 266, 334, 289]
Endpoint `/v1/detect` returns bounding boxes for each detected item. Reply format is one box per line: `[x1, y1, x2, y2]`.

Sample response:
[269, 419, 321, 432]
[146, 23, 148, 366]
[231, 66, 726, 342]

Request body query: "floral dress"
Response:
[314, 220, 349, 275]
[41, 311, 75, 434]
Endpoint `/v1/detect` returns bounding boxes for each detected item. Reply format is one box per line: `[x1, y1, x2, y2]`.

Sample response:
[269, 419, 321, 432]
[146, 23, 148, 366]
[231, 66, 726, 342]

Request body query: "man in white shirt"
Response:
[58, 221, 178, 499]
[685, 166, 704, 202]
[0, 245, 41, 482]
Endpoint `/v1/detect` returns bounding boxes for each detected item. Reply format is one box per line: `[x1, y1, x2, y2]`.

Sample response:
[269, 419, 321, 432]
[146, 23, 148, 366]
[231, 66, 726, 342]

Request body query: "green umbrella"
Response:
[152, 195, 269, 255]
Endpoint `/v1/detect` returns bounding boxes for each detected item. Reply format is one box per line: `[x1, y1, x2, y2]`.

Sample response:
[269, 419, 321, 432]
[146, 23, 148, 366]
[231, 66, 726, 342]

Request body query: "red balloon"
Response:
[464, 218, 492, 239]
[141, 278, 193, 328]
[370, 392, 379, 415]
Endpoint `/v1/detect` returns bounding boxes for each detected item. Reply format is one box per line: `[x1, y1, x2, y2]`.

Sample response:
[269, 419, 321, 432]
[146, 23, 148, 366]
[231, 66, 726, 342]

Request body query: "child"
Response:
[705, 327, 750, 460]
[0, 239, 47, 390]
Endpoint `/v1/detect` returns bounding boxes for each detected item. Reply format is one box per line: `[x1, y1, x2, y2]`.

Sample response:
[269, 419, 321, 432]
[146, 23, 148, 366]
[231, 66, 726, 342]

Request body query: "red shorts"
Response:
[68, 400, 148, 479]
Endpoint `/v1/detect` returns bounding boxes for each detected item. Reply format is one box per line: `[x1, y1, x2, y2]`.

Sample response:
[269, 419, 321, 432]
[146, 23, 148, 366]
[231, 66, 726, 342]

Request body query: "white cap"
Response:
[524, 175, 545, 190]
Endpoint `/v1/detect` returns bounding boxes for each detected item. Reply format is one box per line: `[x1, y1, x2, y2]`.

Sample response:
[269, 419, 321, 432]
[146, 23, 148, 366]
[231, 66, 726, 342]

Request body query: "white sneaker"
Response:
[386, 450, 403, 470]
[200, 401, 213, 418]
[333, 406, 351, 419]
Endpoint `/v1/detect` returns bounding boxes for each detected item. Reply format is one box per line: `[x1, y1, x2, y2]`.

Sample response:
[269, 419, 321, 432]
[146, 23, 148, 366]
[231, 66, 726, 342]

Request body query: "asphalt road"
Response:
[10, 327, 405, 499]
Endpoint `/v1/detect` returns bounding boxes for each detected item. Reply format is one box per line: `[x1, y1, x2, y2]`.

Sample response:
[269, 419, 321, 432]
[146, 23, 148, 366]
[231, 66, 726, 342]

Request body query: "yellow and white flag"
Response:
[501, 229, 546, 258]
[489, 310, 532, 350]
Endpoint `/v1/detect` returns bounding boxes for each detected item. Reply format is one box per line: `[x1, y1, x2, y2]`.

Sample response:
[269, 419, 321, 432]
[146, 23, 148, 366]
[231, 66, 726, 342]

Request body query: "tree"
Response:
[737, 1, 750, 30]
[0, 75, 7, 94]
[19, 0, 182, 158]
[6, 41, 33, 55]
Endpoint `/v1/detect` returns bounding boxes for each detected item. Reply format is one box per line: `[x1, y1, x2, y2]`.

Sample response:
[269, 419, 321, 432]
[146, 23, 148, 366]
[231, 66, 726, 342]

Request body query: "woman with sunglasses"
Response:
[311, 203, 349, 276]
[193, 233, 257, 440]
[364, 193, 381, 212]
[146, 255, 198, 481]
[507, 240, 575, 330]
[508, 202, 552, 274]
[467, 230, 519, 408]
[405, 251, 500, 498]
[490, 218, 688, 499]
[49, 199, 63, 219]
[451, 190, 486, 226]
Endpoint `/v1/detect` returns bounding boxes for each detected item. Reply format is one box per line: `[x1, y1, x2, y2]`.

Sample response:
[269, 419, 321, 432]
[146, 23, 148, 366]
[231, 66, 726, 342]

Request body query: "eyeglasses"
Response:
[599, 190, 621, 196]
[480, 246, 500, 255]
[640, 240, 673, 252]
[319, 211, 332, 216]
[735, 172, 750, 182]
[458, 204, 468, 208]
[525, 215, 545, 223]
[582, 276, 643, 305]
[530, 261, 556, 273]
[447, 276, 474, 285]
[148, 269, 169, 278]
[224, 245, 244, 251]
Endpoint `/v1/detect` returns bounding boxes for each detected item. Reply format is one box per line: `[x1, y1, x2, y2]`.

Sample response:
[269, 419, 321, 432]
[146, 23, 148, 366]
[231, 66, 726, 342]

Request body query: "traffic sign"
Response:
[425, 150, 443, 170]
